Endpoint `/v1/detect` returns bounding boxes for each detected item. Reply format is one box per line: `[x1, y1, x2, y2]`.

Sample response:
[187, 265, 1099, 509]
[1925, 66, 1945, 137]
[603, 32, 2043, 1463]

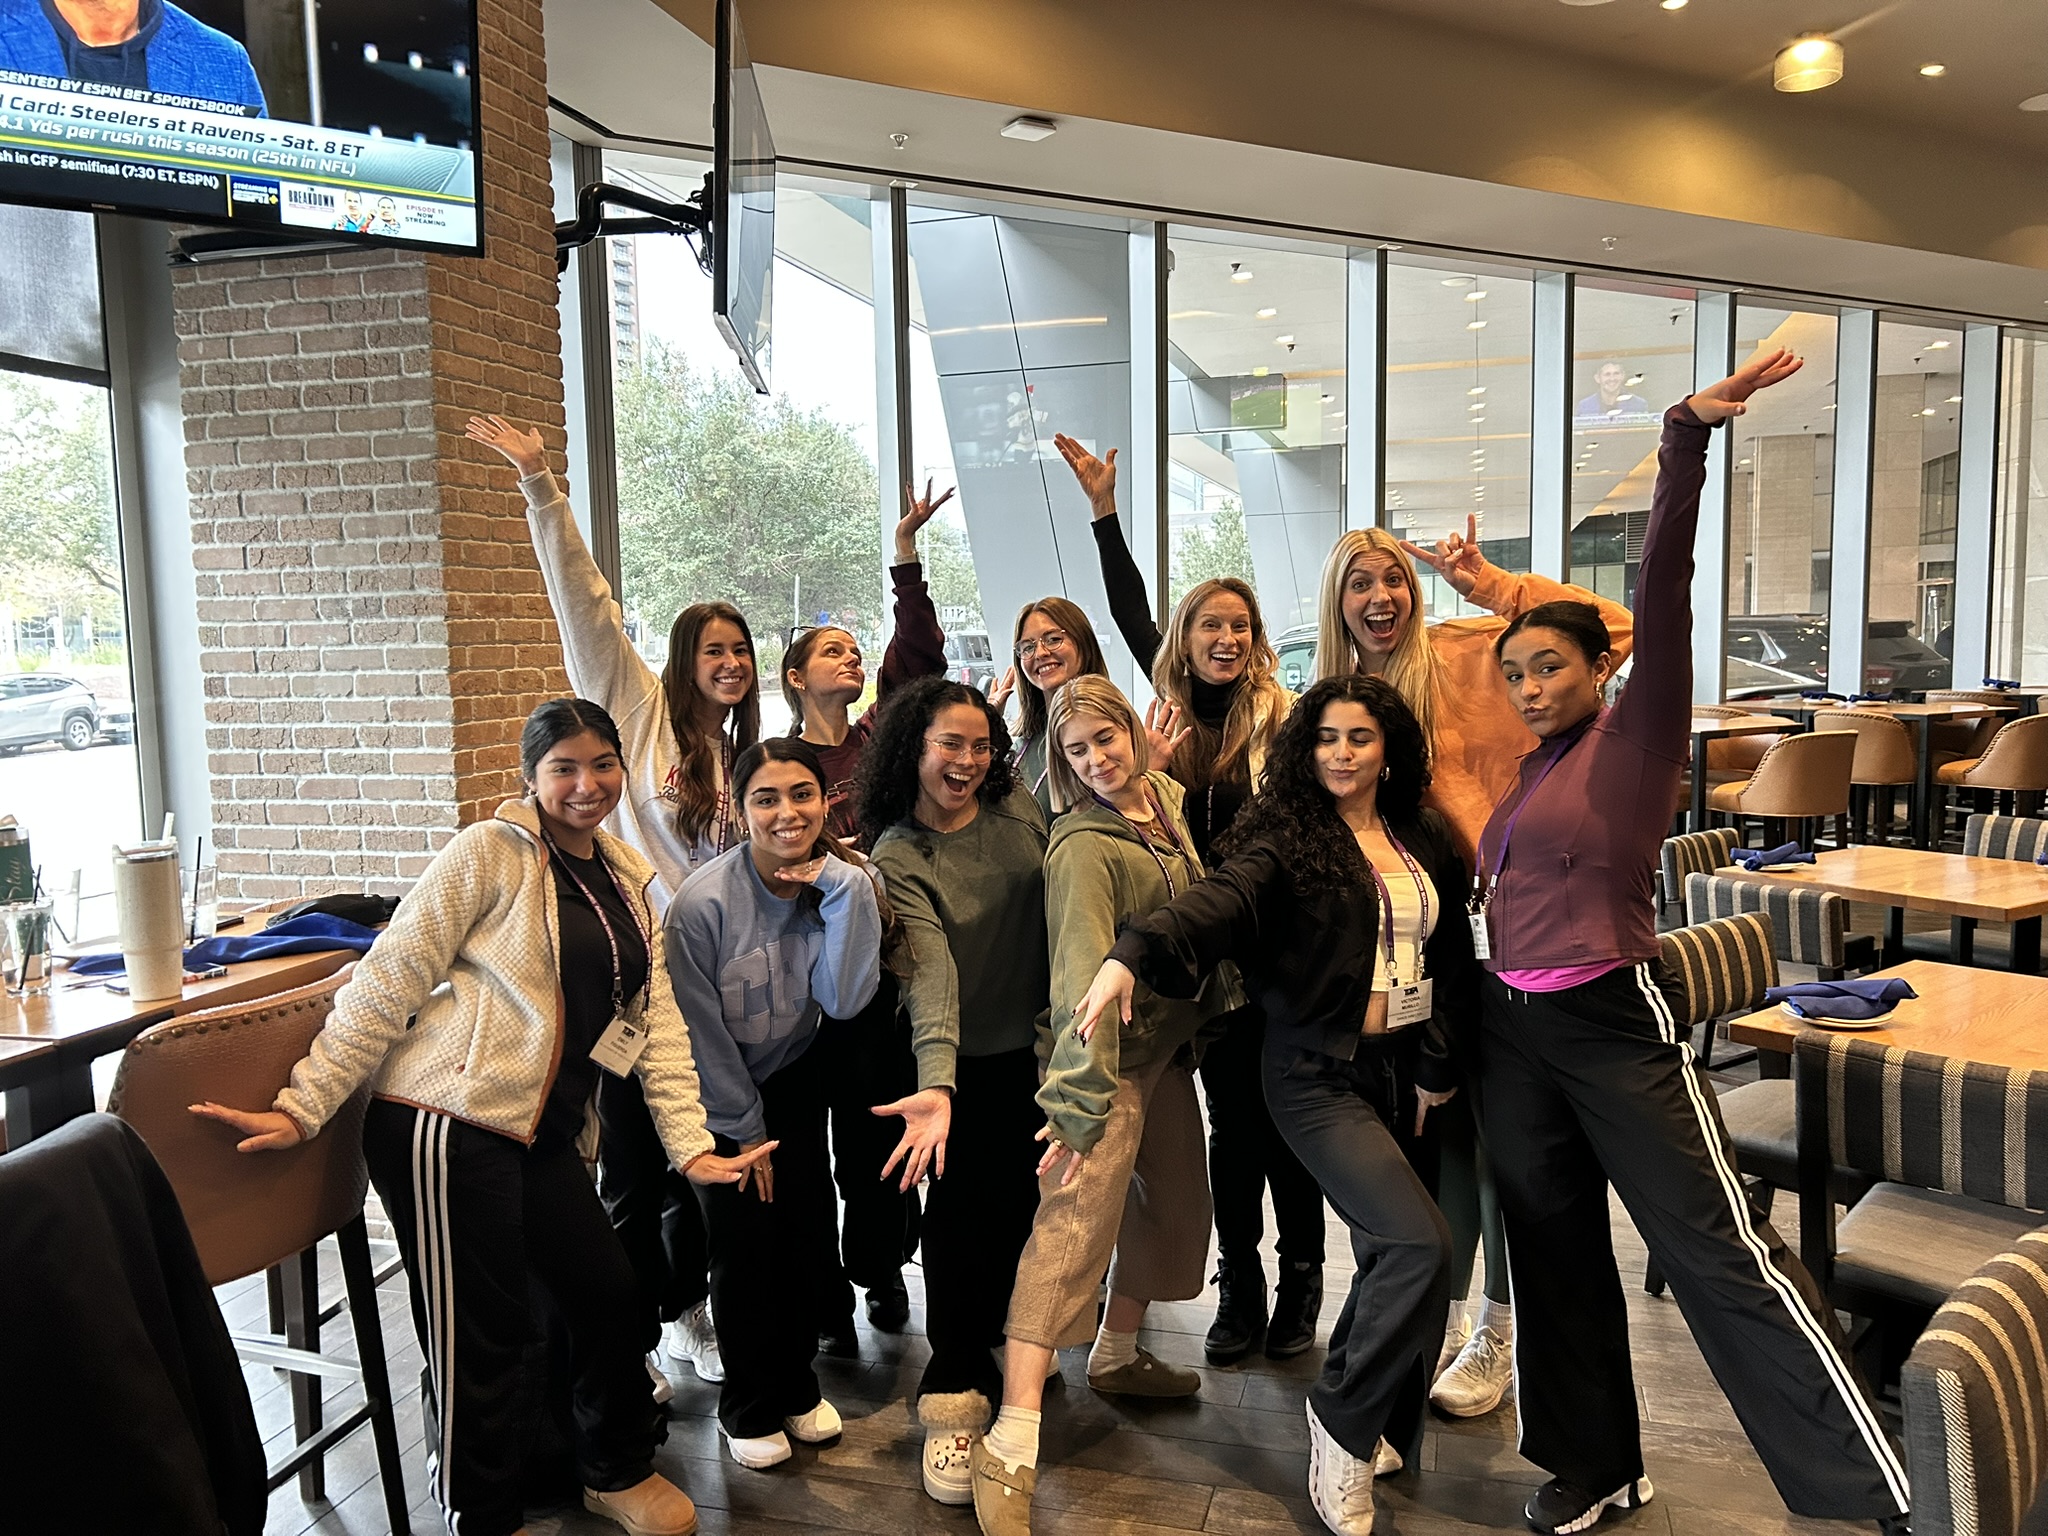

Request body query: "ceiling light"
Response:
[1920, 407, 1938, 416]
[407, 51, 424, 69]
[1000, 115, 1058, 141]
[1230, 263, 1254, 283]
[1918, 63, 1946, 77]
[1625, 374, 1645, 386]
[1927, 339, 1951, 349]
[1660, 0, 1687, 9]
[1467, 320, 1488, 330]
[1468, 386, 1487, 395]
[1321, 393, 1333, 402]
[1558, 0, 1620, 7]
[1441, 276, 1475, 287]
[362, 42, 379, 62]
[1738, 457, 1752, 466]
[2024, 94, 2048, 112]
[1947, 395, 1964, 403]
[1471, 415, 1486, 423]
[1256, 307, 1277, 319]
[1469, 402, 1486, 411]
[1774, 36, 1844, 93]
[1464, 291, 1488, 302]
[1251, 365, 1269, 377]
[1275, 334, 1295, 346]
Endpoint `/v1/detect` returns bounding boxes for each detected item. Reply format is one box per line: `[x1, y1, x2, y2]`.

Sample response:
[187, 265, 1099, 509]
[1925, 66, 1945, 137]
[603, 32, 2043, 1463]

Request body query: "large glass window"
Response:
[1386, 257, 1535, 616]
[1164, 232, 1345, 639]
[1724, 304, 1839, 697]
[1993, 333, 2048, 685]
[1871, 318, 1963, 691]
[0, 205, 141, 941]
[1569, 281, 1696, 605]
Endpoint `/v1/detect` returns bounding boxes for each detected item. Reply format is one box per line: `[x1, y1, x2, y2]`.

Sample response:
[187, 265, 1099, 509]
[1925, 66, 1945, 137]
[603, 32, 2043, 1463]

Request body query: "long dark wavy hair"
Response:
[1216, 674, 1431, 891]
[659, 601, 762, 844]
[855, 676, 1017, 849]
[733, 737, 906, 976]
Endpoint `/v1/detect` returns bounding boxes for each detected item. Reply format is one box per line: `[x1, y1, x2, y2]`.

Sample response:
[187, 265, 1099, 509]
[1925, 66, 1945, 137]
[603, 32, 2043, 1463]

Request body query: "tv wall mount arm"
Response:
[554, 176, 712, 275]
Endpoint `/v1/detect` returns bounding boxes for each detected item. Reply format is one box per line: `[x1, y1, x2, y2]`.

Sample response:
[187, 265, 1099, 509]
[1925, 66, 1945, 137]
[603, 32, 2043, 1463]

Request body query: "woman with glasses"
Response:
[857, 677, 1051, 1509]
[468, 415, 765, 1405]
[991, 597, 1111, 816]
[1055, 433, 1326, 1371]
[970, 677, 1236, 1536]
[774, 479, 954, 1355]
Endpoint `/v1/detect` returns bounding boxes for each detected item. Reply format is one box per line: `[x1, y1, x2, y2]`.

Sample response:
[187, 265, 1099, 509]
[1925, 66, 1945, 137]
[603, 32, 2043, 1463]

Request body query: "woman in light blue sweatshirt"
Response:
[664, 737, 887, 1472]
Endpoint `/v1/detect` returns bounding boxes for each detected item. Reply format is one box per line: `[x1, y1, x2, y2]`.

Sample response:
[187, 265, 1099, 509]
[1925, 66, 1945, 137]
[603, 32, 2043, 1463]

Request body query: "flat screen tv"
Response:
[0, 0, 483, 253]
[712, 0, 772, 393]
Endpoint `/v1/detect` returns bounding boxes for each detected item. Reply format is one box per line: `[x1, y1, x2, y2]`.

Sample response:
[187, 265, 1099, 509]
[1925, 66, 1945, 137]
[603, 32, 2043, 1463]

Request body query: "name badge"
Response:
[1467, 911, 1492, 961]
[1388, 978, 1434, 1030]
[590, 1014, 650, 1076]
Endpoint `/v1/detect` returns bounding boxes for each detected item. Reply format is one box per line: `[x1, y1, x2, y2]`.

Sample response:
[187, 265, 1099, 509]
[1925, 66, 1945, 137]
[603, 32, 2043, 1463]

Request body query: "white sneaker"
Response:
[1306, 1401, 1376, 1536]
[784, 1398, 842, 1443]
[1429, 1324, 1512, 1418]
[1435, 1310, 1472, 1378]
[664, 1301, 724, 1384]
[644, 1353, 674, 1407]
[724, 1427, 793, 1468]
[924, 1427, 978, 1505]
[1373, 1438, 1402, 1477]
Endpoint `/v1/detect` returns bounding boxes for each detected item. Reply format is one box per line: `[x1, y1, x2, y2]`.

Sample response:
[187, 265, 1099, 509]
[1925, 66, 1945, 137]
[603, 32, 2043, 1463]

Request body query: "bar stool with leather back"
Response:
[1705, 728, 1858, 851]
[1810, 709, 1917, 845]
[108, 963, 413, 1535]
[1932, 715, 2048, 844]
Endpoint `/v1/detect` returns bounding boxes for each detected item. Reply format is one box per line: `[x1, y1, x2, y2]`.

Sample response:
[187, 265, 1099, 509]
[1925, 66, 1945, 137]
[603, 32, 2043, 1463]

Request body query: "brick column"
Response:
[173, 0, 569, 902]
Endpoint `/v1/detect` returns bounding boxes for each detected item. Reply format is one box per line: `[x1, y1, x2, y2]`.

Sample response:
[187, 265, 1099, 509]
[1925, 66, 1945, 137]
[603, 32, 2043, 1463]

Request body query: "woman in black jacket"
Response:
[1072, 674, 1475, 1536]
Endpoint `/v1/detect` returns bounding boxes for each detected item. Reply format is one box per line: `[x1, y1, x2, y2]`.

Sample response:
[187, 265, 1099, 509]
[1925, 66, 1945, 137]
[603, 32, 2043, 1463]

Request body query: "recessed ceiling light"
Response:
[1738, 457, 1753, 466]
[1946, 395, 1963, 403]
[1467, 320, 1488, 330]
[1275, 334, 1295, 347]
[1321, 393, 1333, 402]
[1660, 0, 1688, 10]
[2025, 94, 2048, 112]
[1000, 115, 1057, 141]
[1464, 291, 1489, 302]
[1251, 365, 1269, 377]
[1920, 407, 1938, 416]
[1775, 35, 1844, 93]
[1557, 0, 1619, 7]
[1442, 276, 1476, 287]
[1471, 415, 1487, 423]
[1256, 307, 1278, 319]
[1927, 339, 1951, 349]
[1918, 63, 1946, 77]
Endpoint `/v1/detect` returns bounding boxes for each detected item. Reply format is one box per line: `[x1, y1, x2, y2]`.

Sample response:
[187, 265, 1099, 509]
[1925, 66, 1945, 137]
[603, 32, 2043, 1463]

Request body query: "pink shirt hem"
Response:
[1496, 959, 1629, 993]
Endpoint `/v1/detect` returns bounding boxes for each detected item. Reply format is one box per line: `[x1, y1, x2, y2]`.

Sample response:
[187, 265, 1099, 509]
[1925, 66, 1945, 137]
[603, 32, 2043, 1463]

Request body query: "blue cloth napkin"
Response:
[66, 915, 380, 977]
[1733, 843, 1815, 871]
[1985, 678, 2019, 690]
[1799, 689, 1846, 702]
[1764, 978, 1918, 1020]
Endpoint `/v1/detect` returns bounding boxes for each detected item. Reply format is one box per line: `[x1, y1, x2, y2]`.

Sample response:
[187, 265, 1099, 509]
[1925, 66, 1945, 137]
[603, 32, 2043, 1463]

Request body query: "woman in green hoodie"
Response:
[970, 676, 1237, 1536]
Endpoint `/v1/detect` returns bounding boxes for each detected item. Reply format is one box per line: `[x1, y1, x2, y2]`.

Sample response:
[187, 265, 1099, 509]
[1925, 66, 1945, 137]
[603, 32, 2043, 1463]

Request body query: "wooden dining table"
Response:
[1717, 845, 2048, 974]
[1727, 959, 2048, 1072]
[0, 946, 356, 1144]
[1689, 714, 1797, 832]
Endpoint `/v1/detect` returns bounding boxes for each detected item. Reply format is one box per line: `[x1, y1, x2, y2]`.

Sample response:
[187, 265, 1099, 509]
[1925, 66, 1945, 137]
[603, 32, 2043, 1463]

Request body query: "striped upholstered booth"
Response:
[1968, 811, 2048, 862]
[1901, 1228, 2048, 1536]
[1793, 1033, 2048, 1356]
[1684, 871, 1871, 981]
[1658, 827, 1738, 908]
[1902, 813, 2048, 968]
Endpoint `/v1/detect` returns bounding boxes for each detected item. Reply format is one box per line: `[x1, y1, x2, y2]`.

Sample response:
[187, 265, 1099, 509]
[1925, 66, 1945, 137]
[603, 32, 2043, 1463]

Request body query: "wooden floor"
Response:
[226, 1053, 1892, 1536]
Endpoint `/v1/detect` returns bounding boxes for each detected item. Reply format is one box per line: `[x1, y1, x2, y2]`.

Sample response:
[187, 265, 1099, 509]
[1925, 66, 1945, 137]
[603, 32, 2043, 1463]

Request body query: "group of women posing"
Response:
[191, 352, 1908, 1536]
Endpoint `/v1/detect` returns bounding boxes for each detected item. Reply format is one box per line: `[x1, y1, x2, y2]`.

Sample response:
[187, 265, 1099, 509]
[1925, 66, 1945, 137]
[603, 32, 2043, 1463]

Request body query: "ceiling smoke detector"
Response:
[1000, 115, 1058, 142]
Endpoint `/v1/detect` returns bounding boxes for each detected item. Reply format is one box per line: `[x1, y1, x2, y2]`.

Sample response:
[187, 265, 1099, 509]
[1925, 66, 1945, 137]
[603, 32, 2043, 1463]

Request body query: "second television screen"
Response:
[0, 0, 481, 252]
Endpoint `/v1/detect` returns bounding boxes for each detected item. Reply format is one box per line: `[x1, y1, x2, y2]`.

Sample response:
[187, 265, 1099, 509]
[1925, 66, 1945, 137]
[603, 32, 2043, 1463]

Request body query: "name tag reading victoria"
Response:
[589, 1015, 649, 1077]
[1388, 978, 1434, 1031]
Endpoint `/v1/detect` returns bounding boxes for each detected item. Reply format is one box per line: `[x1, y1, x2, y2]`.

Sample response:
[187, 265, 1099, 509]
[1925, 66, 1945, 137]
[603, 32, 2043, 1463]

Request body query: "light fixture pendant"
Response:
[1774, 36, 1844, 93]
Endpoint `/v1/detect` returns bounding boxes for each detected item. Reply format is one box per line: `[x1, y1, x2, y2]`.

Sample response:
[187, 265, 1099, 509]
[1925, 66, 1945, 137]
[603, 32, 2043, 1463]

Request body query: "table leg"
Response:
[1690, 731, 1710, 833]
[1883, 906, 1906, 968]
[2013, 918, 2042, 976]
[2, 1060, 96, 1143]
[1950, 917, 1976, 966]
[1913, 721, 1934, 849]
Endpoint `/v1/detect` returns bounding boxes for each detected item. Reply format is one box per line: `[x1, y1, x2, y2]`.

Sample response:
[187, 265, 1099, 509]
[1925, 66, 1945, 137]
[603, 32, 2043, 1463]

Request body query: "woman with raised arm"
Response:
[1310, 489, 1639, 1418]
[664, 737, 886, 1471]
[775, 477, 953, 1353]
[968, 677, 1237, 1536]
[1471, 353, 1909, 1536]
[1055, 431, 1327, 1368]
[856, 677, 1050, 1509]
[1067, 674, 1477, 1536]
[191, 699, 770, 1536]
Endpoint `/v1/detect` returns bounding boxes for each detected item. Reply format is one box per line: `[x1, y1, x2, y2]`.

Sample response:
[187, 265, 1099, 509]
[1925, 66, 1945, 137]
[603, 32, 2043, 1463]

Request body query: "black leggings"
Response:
[1202, 1004, 1326, 1271]
[596, 1070, 708, 1323]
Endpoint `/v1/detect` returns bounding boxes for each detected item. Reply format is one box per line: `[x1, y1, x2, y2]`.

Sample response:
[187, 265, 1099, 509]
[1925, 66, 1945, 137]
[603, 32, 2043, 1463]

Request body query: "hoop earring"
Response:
[1380, 766, 1390, 782]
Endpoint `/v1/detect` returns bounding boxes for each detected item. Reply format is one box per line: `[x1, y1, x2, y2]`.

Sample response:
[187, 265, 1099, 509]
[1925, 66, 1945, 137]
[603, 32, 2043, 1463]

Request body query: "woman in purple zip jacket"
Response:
[1471, 349, 1910, 1536]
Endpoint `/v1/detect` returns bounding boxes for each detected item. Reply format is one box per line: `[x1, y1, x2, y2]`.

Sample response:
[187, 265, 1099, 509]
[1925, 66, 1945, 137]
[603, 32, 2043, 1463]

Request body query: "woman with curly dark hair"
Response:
[855, 677, 1052, 1507]
[1070, 675, 1476, 1536]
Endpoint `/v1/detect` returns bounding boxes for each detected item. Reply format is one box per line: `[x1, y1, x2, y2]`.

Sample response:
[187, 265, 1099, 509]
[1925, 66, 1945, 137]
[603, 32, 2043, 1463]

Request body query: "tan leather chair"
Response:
[1680, 706, 1778, 816]
[108, 966, 412, 1534]
[1812, 709, 1916, 844]
[1706, 728, 1857, 850]
[1935, 715, 2048, 825]
[1926, 689, 2005, 763]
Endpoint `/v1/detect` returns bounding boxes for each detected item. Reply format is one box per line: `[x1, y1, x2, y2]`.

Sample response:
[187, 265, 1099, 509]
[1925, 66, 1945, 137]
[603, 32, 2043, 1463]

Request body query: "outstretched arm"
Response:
[1405, 513, 1636, 664]
[877, 480, 954, 698]
[1058, 432, 1164, 670]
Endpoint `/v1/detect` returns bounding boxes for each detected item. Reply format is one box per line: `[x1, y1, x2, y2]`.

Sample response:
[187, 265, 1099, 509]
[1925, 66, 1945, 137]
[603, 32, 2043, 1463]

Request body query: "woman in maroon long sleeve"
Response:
[1471, 351, 1910, 1536]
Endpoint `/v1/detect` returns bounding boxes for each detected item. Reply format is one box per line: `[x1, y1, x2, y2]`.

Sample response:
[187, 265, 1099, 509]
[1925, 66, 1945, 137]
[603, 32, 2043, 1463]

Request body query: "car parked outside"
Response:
[0, 674, 101, 754]
[943, 629, 997, 694]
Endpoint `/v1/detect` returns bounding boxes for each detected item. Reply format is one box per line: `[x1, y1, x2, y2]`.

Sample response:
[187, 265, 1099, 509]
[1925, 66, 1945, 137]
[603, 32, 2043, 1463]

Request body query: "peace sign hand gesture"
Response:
[1400, 513, 1487, 598]
[1054, 433, 1119, 520]
[1687, 348, 1803, 425]
[895, 478, 957, 562]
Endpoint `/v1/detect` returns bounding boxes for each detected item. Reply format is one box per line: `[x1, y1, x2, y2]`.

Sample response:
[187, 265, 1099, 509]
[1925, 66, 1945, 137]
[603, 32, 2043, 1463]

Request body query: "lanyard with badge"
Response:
[1095, 786, 1189, 899]
[1469, 715, 1597, 961]
[1368, 828, 1434, 1030]
[542, 829, 652, 1076]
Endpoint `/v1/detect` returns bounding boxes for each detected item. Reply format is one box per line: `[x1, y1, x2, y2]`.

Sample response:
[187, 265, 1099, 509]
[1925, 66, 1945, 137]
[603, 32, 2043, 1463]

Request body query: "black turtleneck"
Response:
[1181, 674, 1251, 861]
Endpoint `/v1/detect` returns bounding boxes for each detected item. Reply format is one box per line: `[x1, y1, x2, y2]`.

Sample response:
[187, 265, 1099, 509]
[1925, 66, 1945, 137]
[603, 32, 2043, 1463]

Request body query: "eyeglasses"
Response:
[1015, 631, 1071, 661]
[924, 735, 994, 762]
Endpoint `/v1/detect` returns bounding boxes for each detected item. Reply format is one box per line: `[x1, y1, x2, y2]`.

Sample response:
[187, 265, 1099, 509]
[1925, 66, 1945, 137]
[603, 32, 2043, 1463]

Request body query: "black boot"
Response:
[865, 1269, 911, 1332]
[1265, 1261, 1323, 1359]
[1204, 1259, 1268, 1365]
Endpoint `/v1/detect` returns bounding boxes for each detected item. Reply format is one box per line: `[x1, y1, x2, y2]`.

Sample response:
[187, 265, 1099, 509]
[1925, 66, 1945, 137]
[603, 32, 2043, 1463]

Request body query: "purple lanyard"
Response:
[1367, 827, 1430, 982]
[542, 829, 649, 1016]
[1481, 713, 1600, 898]
[1097, 786, 1188, 899]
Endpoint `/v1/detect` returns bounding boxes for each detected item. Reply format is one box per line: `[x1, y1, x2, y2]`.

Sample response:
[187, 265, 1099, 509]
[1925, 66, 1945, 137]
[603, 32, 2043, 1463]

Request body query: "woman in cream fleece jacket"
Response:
[193, 700, 767, 1536]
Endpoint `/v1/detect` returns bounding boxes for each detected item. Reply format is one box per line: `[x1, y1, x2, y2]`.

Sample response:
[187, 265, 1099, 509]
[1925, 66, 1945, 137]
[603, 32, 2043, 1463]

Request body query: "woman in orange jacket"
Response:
[1313, 519, 1632, 1420]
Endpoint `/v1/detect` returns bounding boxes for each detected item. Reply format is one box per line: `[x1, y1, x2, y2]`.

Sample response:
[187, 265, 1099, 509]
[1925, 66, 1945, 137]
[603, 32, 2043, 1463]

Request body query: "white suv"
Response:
[0, 675, 101, 754]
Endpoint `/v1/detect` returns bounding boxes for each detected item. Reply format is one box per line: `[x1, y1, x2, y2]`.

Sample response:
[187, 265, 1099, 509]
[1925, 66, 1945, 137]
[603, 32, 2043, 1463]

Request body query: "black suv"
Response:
[1725, 614, 1948, 695]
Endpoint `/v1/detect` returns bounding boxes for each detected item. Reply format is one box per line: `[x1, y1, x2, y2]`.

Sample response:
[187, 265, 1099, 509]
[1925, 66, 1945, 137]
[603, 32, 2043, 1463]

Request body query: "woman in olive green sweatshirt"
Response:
[970, 676, 1237, 1536]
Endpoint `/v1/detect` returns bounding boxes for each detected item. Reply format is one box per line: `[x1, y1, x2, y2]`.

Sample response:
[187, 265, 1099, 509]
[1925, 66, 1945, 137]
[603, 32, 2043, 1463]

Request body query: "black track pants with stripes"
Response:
[364, 1099, 660, 1536]
[1474, 965, 1910, 1521]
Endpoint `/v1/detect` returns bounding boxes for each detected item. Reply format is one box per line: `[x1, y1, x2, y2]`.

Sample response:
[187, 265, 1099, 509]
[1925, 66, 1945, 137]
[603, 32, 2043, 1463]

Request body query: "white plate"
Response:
[1777, 1001, 1890, 1029]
